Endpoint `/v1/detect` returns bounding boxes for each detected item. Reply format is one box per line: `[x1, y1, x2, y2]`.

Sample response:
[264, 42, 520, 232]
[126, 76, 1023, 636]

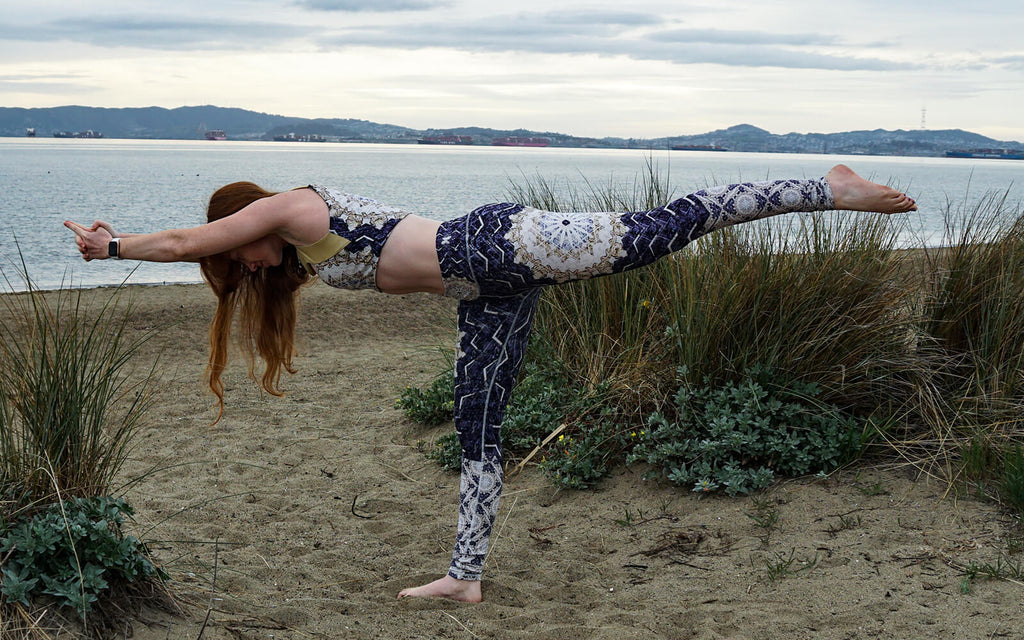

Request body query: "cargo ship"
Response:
[945, 148, 1023, 160]
[492, 136, 550, 147]
[204, 130, 227, 141]
[418, 135, 473, 145]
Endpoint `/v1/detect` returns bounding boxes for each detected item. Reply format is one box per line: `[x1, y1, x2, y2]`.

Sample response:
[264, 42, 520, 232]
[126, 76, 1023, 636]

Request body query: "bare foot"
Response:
[397, 575, 482, 603]
[825, 164, 917, 213]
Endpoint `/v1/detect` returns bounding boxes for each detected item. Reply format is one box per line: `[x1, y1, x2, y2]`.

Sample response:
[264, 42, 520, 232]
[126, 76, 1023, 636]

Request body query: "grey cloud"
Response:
[637, 43, 917, 71]
[992, 54, 1024, 69]
[325, 15, 919, 72]
[536, 10, 662, 27]
[295, 0, 444, 11]
[649, 28, 838, 47]
[1, 7, 924, 72]
[0, 73, 96, 94]
[26, 16, 310, 50]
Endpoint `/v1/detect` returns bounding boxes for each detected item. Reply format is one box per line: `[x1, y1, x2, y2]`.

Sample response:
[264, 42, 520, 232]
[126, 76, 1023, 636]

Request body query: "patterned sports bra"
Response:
[297, 185, 412, 291]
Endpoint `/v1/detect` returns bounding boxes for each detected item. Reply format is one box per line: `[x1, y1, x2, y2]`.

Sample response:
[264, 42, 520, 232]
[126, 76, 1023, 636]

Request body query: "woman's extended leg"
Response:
[435, 166, 914, 300]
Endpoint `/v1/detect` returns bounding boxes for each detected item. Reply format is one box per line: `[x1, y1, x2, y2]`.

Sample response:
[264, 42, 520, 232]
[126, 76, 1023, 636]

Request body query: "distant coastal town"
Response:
[5, 105, 1023, 158]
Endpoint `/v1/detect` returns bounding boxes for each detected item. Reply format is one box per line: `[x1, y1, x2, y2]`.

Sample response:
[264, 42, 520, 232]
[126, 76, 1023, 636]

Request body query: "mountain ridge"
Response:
[2, 105, 1020, 157]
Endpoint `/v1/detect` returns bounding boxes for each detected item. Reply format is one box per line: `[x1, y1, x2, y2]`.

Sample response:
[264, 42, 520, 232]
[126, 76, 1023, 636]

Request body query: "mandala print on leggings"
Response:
[692, 180, 833, 233]
[503, 207, 628, 282]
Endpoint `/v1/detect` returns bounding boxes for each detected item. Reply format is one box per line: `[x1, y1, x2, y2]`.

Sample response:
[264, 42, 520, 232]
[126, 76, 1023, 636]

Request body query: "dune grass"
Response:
[915, 187, 1024, 500]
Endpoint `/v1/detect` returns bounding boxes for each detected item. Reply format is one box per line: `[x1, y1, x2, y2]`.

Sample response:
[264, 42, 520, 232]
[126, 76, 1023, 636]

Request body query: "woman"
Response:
[66, 164, 916, 603]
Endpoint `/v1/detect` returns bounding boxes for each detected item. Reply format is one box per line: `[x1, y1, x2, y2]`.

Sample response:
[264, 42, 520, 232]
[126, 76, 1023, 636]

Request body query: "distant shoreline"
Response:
[7, 135, 1024, 159]
[3, 105, 1022, 156]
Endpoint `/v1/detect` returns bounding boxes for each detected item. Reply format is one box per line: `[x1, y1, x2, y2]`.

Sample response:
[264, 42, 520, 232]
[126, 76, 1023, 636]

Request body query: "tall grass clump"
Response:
[518, 164, 927, 422]
[657, 210, 926, 413]
[920, 189, 1024, 496]
[923, 189, 1024, 404]
[0, 281, 154, 503]
[503, 163, 932, 487]
[0, 270, 167, 638]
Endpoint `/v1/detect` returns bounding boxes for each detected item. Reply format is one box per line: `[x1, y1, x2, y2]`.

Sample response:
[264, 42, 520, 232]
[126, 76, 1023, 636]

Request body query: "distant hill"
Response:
[2, 105, 1021, 157]
[0, 105, 413, 141]
[653, 124, 1020, 157]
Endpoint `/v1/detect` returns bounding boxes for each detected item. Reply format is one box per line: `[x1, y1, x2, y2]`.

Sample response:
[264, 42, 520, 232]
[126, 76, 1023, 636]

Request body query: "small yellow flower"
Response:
[558, 434, 565, 442]
[630, 431, 637, 438]
[641, 299, 651, 308]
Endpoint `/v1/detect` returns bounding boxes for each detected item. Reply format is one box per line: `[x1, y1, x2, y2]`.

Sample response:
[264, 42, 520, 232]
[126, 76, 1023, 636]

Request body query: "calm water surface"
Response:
[1, 138, 1021, 291]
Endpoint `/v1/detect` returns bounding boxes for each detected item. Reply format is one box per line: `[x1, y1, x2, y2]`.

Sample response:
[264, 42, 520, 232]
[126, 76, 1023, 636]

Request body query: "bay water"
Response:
[1, 138, 1021, 292]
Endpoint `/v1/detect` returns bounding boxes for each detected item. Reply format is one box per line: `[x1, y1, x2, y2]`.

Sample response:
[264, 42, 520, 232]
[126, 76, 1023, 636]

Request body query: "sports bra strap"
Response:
[295, 232, 350, 273]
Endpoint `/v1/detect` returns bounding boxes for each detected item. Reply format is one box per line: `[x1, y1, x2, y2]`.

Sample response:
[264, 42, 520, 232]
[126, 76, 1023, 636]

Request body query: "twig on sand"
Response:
[351, 494, 374, 519]
[441, 611, 480, 639]
[511, 423, 567, 479]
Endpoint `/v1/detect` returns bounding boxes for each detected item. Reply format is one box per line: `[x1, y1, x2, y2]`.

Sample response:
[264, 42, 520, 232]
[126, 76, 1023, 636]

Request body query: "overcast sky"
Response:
[2, 0, 1021, 141]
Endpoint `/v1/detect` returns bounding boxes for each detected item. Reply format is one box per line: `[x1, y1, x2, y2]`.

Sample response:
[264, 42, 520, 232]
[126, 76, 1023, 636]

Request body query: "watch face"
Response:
[108, 240, 118, 258]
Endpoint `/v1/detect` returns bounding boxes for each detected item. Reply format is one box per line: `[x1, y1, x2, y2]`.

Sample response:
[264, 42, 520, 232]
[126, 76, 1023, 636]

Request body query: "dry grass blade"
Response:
[511, 423, 567, 479]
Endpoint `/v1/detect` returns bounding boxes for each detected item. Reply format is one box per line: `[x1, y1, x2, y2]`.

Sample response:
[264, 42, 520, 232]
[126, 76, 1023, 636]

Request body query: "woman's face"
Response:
[229, 236, 283, 271]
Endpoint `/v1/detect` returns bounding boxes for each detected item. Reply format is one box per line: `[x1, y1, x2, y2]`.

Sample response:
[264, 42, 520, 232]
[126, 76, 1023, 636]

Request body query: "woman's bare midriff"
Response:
[376, 214, 445, 295]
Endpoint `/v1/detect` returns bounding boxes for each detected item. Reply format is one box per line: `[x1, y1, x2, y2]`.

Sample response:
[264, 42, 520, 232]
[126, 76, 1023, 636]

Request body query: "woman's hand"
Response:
[64, 220, 115, 261]
[90, 220, 120, 239]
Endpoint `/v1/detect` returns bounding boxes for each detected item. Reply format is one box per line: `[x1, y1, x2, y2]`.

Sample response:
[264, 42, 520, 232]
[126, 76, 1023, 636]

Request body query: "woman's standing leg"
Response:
[448, 289, 542, 581]
[397, 290, 541, 602]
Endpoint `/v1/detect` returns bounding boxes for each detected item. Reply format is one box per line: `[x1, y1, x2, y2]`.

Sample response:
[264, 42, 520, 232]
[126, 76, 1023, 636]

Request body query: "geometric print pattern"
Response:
[448, 290, 541, 580]
[435, 177, 834, 300]
[449, 453, 504, 580]
[503, 207, 628, 282]
[305, 185, 411, 290]
[690, 178, 834, 235]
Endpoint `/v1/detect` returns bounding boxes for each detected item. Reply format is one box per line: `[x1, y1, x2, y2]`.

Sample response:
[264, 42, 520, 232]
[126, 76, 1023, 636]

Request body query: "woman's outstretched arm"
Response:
[64, 187, 329, 262]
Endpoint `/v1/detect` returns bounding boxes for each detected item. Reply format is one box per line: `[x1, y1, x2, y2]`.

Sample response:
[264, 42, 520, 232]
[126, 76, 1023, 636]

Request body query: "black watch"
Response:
[108, 238, 122, 259]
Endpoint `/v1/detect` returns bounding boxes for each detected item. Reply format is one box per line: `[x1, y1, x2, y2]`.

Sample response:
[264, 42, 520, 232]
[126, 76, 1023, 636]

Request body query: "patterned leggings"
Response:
[433, 177, 835, 580]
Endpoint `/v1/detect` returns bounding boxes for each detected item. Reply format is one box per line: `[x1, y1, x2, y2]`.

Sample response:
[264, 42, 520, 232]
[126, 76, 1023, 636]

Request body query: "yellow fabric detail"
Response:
[295, 232, 350, 272]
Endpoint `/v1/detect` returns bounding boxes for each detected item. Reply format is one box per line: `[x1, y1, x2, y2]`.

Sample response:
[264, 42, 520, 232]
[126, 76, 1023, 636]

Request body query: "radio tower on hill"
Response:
[920, 107, 927, 130]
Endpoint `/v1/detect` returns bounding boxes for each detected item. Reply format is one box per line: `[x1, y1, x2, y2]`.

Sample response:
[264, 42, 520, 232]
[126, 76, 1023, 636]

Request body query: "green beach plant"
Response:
[0, 496, 164, 618]
[0, 269, 166, 635]
[630, 367, 861, 496]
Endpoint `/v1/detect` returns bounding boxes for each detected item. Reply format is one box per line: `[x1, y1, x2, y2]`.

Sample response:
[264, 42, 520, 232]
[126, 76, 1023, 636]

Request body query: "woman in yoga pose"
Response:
[66, 164, 916, 603]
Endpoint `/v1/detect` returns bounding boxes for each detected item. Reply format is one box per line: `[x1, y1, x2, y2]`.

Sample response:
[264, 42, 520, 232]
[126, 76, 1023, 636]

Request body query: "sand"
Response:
[7, 282, 1022, 639]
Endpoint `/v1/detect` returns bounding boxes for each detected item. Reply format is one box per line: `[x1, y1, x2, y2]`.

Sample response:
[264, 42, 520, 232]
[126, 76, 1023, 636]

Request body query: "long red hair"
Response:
[199, 182, 311, 420]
